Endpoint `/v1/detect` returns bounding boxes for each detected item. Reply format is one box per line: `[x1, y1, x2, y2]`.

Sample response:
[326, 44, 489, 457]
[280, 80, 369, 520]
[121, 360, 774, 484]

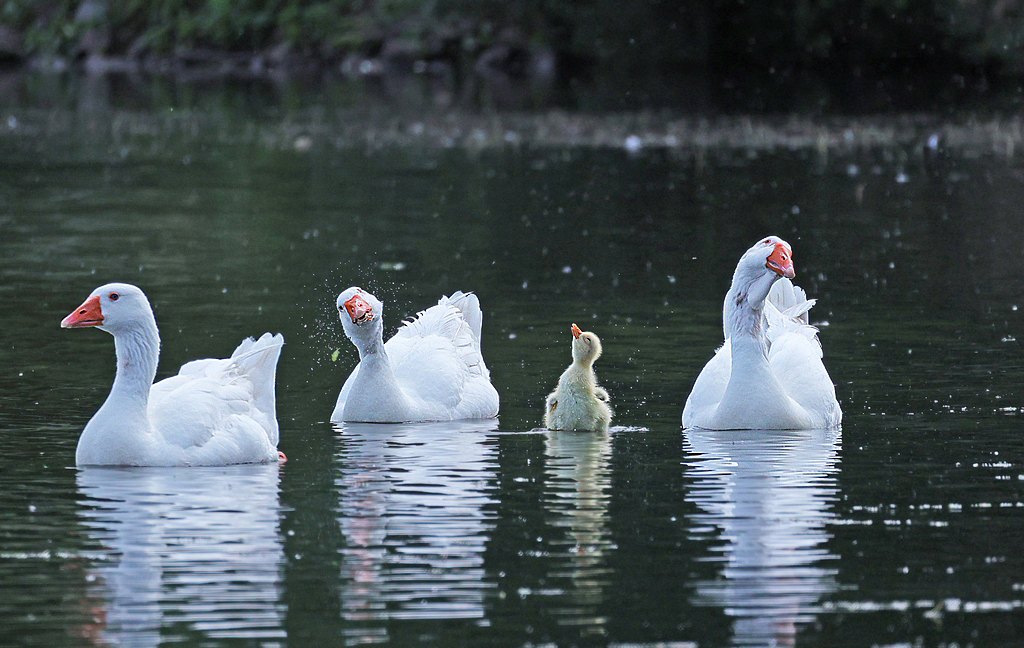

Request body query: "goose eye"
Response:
[109, 293, 119, 301]
[338, 304, 345, 312]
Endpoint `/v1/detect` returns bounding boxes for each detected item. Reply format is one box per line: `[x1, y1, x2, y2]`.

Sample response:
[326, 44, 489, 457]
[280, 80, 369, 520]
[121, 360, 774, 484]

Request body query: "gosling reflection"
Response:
[542, 429, 614, 629]
[75, 465, 285, 645]
[684, 428, 841, 647]
[334, 420, 498, 634]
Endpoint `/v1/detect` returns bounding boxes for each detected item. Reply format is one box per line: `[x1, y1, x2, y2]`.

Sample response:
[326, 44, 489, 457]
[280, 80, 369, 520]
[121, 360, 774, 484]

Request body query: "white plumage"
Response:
[62, 283, 285, 466]
[331, 287, 499, 423]
[682, 236, 842, 430]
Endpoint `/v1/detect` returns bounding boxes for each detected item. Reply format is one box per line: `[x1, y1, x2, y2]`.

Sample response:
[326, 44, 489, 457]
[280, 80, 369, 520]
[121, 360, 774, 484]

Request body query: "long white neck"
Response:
[716, 272, 811, 429]
[352, 325, 385, 358]
[77, 318, 161, 465]
[345, 326, 413, 421]
[722, 271, 776, 387]
[723, 271, 774, 342]
[108, 319, 160, 411]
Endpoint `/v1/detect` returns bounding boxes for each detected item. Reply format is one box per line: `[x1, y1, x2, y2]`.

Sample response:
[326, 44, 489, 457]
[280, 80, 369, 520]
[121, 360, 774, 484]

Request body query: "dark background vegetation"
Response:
[3, 1, 1023, 71]
[2, 1, 1024, 111]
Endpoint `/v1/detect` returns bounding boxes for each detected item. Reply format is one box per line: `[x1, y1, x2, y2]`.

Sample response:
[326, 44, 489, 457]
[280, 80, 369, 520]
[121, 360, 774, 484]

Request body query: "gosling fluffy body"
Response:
[545, 324, 613, 432]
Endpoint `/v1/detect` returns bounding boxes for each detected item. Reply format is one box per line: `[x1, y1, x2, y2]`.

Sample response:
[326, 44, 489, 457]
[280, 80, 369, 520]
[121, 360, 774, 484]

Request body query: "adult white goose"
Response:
[62, 283, 286, 466]
[331, 287, 499, 423]
[682, 236, 842, 430]
[545, 323, 613, 432]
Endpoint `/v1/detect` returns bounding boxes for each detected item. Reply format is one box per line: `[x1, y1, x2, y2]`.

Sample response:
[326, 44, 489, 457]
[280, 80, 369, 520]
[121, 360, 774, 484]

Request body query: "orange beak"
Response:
[571, 323, 582, 339]
[766, 243, 795, 279]
[344, 295, 374, 325]
[61, 296, 104, 328]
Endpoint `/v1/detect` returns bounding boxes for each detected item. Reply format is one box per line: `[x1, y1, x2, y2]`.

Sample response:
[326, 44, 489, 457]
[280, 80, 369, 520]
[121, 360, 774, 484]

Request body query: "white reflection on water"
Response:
[75, 465, 285, 646]
[683, 428, 841, 647]
[334, 420, 498, 637]
[542, 429, 614, 631]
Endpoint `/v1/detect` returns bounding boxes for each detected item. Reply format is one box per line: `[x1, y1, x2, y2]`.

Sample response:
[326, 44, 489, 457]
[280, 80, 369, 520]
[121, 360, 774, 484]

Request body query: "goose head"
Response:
[336, 286, 384, 344]
[571, 323, 603, 366]
[61, 283, 154, 335]
[730, 236, 795, 307]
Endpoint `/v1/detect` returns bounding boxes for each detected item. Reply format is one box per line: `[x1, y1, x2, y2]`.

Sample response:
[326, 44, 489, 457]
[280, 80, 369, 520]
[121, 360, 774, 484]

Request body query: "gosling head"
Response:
[570, 323, 603, 366]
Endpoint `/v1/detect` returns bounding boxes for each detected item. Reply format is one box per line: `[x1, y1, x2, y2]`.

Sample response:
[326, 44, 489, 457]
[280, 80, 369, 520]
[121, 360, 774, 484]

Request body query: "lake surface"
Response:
[3, 104, 1024, 647]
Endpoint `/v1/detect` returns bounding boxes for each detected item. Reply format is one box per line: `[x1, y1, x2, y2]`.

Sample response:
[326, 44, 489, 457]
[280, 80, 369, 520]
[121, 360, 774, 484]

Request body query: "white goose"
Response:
[545, 324, 613, 432]
[331, 287, 499, 423]
[682, 236, 842, 430]
[62, 283, 286, 466]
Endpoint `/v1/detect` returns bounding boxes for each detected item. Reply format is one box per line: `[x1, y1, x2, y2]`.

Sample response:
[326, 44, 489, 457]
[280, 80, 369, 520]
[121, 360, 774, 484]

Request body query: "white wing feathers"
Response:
[765, 279, 822, 353]
[392, 292, 490, 380]
[148, 333, 283, 456]
[385, 292, 494, 418]
[447, 291, 484, 341]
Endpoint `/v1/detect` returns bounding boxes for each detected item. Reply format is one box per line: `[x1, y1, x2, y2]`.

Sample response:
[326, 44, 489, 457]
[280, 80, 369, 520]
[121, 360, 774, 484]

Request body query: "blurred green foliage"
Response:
[1, 0, 1023, 73]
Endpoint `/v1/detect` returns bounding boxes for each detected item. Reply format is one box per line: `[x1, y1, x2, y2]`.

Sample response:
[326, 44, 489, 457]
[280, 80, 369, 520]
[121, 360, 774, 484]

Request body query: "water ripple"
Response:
[75, 465, 285, 644]
[334, 420, 499, 636]
[683, 428, 842, 647]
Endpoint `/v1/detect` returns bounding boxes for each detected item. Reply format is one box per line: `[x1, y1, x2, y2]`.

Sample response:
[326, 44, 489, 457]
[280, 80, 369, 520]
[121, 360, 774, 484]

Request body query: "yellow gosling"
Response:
[544, 323, 612, 432]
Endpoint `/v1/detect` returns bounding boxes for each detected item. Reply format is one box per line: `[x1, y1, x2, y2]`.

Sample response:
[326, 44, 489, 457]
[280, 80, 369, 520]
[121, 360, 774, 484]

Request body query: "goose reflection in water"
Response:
[542, 429, 614, 632]
[683, 428, 841, 647]
[334, 420, 498, 638]
[74, 465, 285, 645]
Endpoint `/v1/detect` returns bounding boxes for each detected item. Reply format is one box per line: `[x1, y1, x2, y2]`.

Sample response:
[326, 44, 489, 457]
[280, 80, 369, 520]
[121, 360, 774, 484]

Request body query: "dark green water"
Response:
[3, 114, 1024, 647]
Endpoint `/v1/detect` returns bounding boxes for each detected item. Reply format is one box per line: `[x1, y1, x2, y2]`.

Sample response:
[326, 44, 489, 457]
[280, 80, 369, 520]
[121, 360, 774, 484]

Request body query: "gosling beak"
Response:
[766, 243, 795, 279]
[571, 323, 582, 339]
[344, 295, 374, 326]
[61, 296, 104, 328]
